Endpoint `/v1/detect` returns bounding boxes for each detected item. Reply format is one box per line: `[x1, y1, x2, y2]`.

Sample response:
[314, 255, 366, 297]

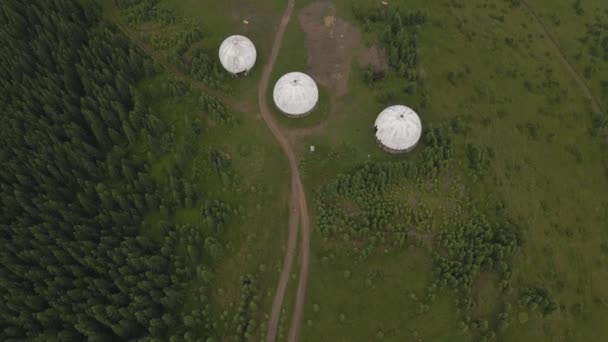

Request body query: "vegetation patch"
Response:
[298, 1, 362, 97]
[112, 0, 228, 90]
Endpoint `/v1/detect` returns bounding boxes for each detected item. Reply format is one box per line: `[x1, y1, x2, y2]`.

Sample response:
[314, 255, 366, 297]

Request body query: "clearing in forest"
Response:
[298, 1, 361, 97]
[357, 44, 388, 72]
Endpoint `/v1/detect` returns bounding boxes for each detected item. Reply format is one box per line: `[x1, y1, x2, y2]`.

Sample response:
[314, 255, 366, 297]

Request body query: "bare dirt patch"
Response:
[298, 2, 361, 97]
[472, 271, 498, 292]
[341, 199, 360, 217]
[358, 44, 388, 71]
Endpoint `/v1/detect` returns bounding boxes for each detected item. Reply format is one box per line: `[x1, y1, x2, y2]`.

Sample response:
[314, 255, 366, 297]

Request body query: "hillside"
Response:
[1, 0, 607, 341]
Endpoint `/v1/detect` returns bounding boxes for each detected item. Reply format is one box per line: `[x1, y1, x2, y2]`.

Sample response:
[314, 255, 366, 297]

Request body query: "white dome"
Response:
[374, 105, 422, 152]
[273, 72, 319, 116]
[218, 35, 257, 74]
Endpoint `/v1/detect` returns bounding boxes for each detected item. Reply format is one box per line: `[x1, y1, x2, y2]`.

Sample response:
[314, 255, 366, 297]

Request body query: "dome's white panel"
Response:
[273, 72, 319, 116]
[218, 35, 257, 74]
[374, 105, 422, 152]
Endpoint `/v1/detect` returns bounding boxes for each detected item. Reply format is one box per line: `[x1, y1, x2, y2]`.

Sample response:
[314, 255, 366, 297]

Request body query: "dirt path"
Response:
[523, 1, 603, 115]
[266, 181, 299, 342]
[257, 1, 311, 341]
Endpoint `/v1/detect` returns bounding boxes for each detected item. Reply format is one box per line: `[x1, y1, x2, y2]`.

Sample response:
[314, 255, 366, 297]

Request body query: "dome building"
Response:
[273, 72, 319, 117]
[374, 105, 422, 153]
[218, 35, 257, 75]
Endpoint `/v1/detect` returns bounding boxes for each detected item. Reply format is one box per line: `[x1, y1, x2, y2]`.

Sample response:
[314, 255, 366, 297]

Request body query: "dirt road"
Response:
[257, 1, 311, 341]
[523, 1, 603, 115]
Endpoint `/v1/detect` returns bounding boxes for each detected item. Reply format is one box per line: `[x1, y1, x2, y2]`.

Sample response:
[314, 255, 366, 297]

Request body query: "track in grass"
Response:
[523, 1, 603, 115]
[258, 1, 312, 341]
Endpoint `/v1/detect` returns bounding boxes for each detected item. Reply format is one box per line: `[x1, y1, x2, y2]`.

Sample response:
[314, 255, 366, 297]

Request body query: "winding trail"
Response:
[523, 1, 603, 115]
[257, 1, 311, 341]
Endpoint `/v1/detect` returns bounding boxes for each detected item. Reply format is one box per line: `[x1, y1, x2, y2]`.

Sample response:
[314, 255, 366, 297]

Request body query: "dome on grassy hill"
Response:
[374, 105, 422, 153]
[218, 35, 257, 75]
[272, 72, 319, 117]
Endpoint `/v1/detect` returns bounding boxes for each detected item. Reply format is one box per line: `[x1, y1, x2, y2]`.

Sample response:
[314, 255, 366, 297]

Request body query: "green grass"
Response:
[302, 247, 462, 342]
[165, 0, 286, 104]
[286, 0, 608, 341]
[109, 0, 608, 340]
[88, 11, 284, 329]
[104, 2, 300, 339]
[525, 0, 608, 109]
[130, 71, 291, 339]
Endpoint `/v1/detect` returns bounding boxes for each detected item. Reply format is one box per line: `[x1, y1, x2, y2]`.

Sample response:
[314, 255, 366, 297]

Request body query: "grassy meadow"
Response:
[281, 0, 608, 341]
[526, 0, 608, 110]
[106, 0, 608, 341]
[104, 1, 300, 339]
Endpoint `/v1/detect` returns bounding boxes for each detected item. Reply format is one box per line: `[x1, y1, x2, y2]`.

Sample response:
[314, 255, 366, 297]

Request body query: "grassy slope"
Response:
[162, 2, 306, 339]
[281, 0, 608, 341]
[165, 0, 286, 104]
[525, 0, 608, 110]
[105, 1, 294, 339]
[146, 77, 291, 339]
[108, 0, 608, 340]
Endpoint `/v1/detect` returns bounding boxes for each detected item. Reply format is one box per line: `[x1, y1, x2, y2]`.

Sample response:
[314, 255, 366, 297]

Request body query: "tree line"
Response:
[313, 121, 560, 339]
[315, 126, 452, 244]
[352, 1, 427, 85]
[0, 1, 232, 340]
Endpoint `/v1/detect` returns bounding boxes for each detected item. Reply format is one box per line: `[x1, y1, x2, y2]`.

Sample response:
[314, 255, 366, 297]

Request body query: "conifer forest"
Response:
[1, 0, 608, 341]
